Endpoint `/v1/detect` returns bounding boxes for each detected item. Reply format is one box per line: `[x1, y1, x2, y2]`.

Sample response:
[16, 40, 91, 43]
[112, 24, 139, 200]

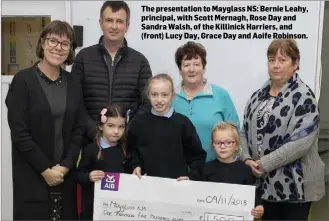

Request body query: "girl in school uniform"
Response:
[203, 122, 264, 220]
[77, 104, 129, 220]
[127, 73, 207, 181]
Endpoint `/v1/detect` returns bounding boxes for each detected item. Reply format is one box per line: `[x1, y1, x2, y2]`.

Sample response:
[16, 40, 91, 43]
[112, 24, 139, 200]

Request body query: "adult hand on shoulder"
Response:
[133, 167, 142, 179]
[41, 168, 64, 186]
[177, 176, 190, 181]
[89, 170, 105, 182]
[251, 205, 264, 219]
[245, 159, 264, 178]
[52, 164, 69, 176]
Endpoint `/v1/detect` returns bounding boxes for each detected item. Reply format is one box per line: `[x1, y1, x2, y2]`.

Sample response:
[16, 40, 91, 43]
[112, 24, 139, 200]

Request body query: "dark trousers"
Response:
[262, 201, 312, 220]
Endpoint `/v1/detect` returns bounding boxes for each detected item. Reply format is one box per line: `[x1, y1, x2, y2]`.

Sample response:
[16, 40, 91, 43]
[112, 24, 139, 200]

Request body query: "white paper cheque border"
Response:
[93, 173, 255, 220]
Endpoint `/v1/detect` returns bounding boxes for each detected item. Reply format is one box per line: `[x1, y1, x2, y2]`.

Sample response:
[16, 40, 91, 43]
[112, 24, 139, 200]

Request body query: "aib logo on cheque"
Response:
[101, 173, 120, 191]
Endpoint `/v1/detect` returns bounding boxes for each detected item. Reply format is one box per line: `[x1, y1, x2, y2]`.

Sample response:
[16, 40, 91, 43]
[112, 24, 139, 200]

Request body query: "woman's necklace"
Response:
[36, 64, 62, 86]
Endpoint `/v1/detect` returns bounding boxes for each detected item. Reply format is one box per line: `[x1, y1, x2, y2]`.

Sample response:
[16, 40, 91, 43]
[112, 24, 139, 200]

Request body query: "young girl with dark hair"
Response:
[77, 103, 129, 220]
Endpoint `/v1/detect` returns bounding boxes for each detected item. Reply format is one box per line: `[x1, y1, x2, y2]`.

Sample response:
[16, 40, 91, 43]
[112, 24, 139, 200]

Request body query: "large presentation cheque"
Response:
[93, 173, 255, 220]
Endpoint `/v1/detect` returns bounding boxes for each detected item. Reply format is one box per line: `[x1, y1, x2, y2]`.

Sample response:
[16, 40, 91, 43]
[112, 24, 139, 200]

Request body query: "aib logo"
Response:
[101, 173, 120, 191]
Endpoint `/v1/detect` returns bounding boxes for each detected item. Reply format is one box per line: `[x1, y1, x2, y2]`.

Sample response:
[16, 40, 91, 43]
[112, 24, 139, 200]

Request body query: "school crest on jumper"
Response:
[101, 173, 120, 191]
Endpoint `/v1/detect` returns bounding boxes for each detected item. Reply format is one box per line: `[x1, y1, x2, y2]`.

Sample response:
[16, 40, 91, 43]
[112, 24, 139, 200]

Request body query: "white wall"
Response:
[319, 3, 329, 130]
[71, 1, 104, 55]
[1, 84, 11, 220]
[1, 1, 67, 20]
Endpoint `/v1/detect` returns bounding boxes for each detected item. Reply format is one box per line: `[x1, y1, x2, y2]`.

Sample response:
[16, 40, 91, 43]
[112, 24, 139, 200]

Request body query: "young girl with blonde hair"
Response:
[127, 73, 206, 181]
[203, 122, 264, 220]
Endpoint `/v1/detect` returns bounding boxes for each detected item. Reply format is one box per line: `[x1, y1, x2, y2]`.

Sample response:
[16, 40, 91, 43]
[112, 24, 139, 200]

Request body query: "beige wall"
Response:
[1, 17, 50, 75]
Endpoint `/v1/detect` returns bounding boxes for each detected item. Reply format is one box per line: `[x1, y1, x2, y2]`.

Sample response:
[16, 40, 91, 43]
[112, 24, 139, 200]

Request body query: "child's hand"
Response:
[177, 176, 189, 181]
[251, 205, 264, 219]
[89, 170, 105, 182]
[245, 160, 263, 178]
[133, 167, 142, 179]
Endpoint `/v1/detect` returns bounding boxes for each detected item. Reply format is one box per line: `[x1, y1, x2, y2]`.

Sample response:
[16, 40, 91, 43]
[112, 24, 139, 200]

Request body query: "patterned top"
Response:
[256, 94, 275, 158]
[242, 73, 323, 202]
[254, 93, 305, 202]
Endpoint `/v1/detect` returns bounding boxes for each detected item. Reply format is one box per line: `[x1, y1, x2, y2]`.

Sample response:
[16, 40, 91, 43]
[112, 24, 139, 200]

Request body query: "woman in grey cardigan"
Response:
[240, 39, 325, 220]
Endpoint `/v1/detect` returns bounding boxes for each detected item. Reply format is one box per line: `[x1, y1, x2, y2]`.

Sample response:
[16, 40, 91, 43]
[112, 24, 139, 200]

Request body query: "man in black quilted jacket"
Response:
[72, 1, 152, 143]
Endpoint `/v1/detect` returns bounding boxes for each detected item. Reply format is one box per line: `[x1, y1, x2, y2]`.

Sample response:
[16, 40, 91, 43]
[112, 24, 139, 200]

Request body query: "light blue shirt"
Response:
[151, 107, 174, 118]
[171, 81, 240, 162]
[99, 137, 117, 149]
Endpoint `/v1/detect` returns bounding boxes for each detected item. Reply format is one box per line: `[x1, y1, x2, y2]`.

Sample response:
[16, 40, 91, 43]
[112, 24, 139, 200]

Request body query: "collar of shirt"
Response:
[175, 78, 213, 99]
[216, 155, 239, 163]
[35, 65, 63, 86]
[99, 137, 118, 149]
[151, 107, 174, 118]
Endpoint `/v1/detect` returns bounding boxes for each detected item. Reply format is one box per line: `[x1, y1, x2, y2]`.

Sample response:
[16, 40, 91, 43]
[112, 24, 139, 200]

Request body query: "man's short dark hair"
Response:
[100, 1, 130, 23]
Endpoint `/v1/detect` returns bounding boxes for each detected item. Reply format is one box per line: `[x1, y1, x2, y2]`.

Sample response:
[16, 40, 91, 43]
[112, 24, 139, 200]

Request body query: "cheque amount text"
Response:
[202, 213, 243, 221]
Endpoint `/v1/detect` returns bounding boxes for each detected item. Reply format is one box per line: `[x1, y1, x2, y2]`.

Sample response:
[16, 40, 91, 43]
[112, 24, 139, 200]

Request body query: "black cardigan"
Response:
[5, 66, 84, 218]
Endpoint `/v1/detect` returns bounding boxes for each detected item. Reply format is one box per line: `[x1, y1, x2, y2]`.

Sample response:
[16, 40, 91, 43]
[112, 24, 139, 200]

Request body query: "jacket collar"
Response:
[98, 35, 128, 55]
[175, 79, 213, 99]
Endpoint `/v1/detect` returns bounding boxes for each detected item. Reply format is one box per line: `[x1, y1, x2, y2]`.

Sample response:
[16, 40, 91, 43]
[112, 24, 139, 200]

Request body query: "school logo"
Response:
[101, 173, 120, 191]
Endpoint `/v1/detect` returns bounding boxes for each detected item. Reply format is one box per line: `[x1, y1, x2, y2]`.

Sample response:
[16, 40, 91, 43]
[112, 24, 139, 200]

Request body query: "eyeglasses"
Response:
[213, 140, 236, 147]
[45, 37, 71, 51]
